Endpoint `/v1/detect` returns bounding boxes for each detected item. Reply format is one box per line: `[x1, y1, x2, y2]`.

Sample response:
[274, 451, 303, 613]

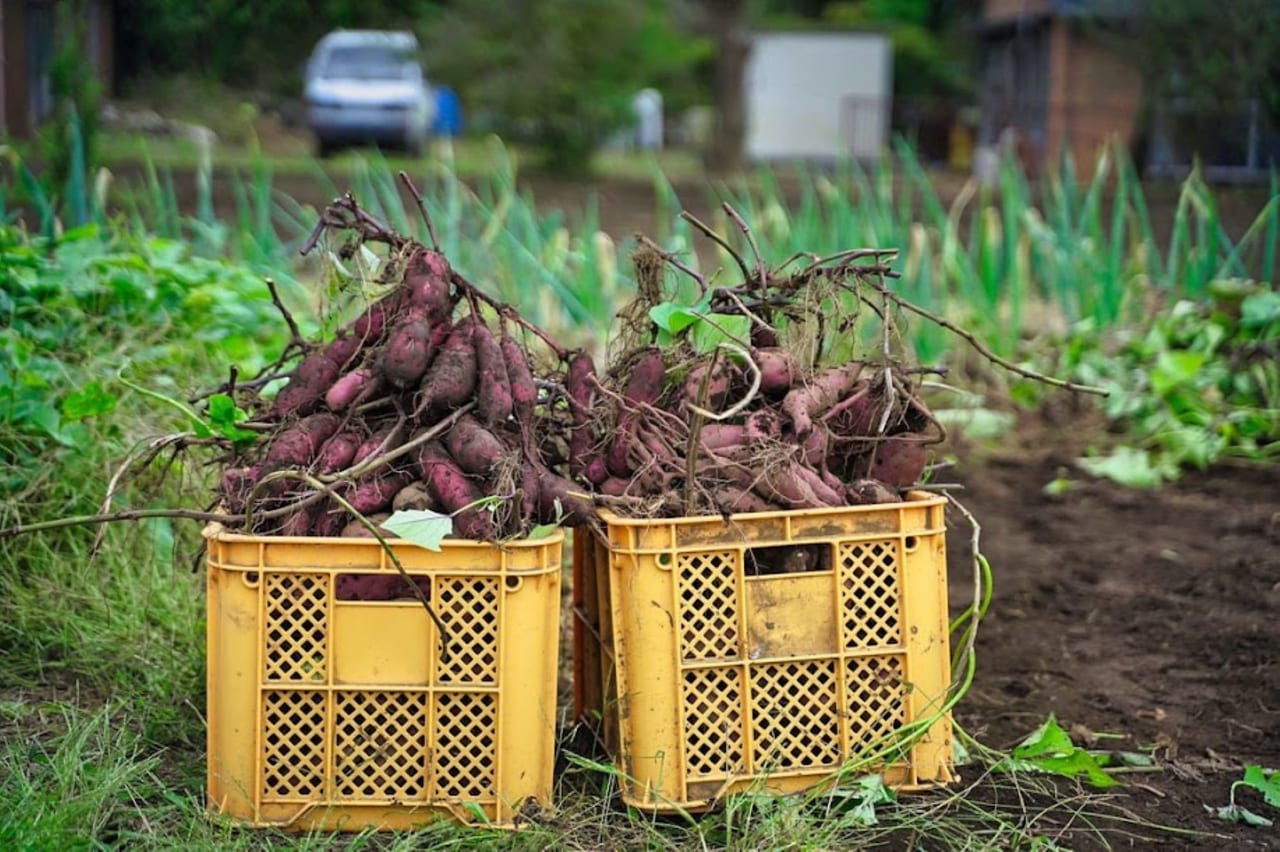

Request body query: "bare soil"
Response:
[946, 413, 1280, 849]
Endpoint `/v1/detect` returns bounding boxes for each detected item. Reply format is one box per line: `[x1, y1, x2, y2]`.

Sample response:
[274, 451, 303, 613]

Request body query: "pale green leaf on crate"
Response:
[525, 522, 559, 541]
[382, 509, 453, 552]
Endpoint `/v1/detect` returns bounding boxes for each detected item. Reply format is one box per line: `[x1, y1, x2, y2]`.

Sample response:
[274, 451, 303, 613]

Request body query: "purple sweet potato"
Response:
[343, 291, 401, 342]
[280, 506, 315, 537]
[864, 436, 929, 488]
[265, 413, 341, 468]
[580, 457, 609, 487]
[683, 360, 735, 409]
[848, 478, 901, 505]
[565, 350, 600, 479]
[403, 249, 455, 325]
[781, 362, 866, 436]
[754, 348, 799, 396]
[699, 424, 749, 452]
[339, 513, 392, 539]
[312, 499, 347, 537]
[500, 331, 537, 422]
[381, 317, 435, 389]
[751, 325, 779, 348]
[607, 347, 665, 477]
[316, 431, 361, 474]
[414, 320, 477, 416]
[713, 486, 774, 515]
[417, 442, 493, 540]
[392, 481, 439, 512]
[353, 425, 401, 467]
[323, 334, 362, 371]
[755, 461, 844, 509]
[271, 350, 342, 417]
[445, 414, 509, 476]
[535, 467, 594, 526]
[472, 321, 513, 427]
[745, 408, 782, 442]
[349, 470, 415, 515]
[325, 367, 375, 412]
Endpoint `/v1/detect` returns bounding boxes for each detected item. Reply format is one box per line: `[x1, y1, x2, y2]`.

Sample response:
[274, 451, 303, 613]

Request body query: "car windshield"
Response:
[321, 46, 414, 80]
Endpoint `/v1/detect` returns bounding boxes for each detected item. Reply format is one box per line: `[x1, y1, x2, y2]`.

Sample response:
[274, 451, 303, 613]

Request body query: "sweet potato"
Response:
[316, 431, 361, 474]
[699, 424, 749, 452]
[445, 415, 508, 476]
[751, 325, 779, 348]
[349, 470, 415, 515]
[754, 348, 800, 396]
[339, 513, 392, 539]
[746, 408, 782, 442]
[683, 360, 734, 409]
[782, 362, 865, 436]
[265, 413, 341, 468]
[403, 249, 455, 325]
[381, 317, 435, 389]
[500, 332, 538, 422]
[343, 292, 400, 342]
[472, 321, 513, 427]
[607, 347, 665, 476]
[848, 478, 901, 505]
[713, 486, 774, 515]
[312, 499, 347, 537]
[535, 467, 594, 526]
[580, 456, 609, 487]
[272, 350, 342, 417]
[353, 425, 400, 467]
[326, 367, 375, 412]
[755, 461, 844, 509]
[864, 436, 929, 487]
[323, 334, 362, 371]
[417, 442, 492, 540]
[280, 506, 315, 537]
[392, 481, 439, 512]
[414, 320, 477, 416]
[565, 351, 600, 479]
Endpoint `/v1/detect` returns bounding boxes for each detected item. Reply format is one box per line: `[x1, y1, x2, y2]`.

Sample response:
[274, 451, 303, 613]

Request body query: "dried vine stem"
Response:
[872, 282, 1109, 396]
[397, 171, 440, 251]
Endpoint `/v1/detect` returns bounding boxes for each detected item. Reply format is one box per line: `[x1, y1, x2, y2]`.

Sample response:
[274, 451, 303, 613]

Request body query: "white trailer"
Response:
[745, 31, 893, 161]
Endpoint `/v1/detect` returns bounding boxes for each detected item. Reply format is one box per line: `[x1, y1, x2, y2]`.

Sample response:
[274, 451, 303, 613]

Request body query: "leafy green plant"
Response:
[1062, 280, 1279, 486]
[1208, 765, 1280, 827]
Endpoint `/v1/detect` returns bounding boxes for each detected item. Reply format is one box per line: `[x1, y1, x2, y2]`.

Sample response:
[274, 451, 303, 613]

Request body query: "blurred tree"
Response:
[1129, 0, 1280, 135]
[703, 0, 751, 172]
[425, 0, 707, 174]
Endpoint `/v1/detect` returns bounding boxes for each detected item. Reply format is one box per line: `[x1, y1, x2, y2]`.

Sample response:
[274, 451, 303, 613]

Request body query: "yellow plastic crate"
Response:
[204, 524, 562, 831]
[572, 494, 955, 812]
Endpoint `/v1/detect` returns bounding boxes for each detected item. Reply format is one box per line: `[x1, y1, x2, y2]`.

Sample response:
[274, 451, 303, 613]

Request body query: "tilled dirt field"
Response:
[947, 416, 1279, 849]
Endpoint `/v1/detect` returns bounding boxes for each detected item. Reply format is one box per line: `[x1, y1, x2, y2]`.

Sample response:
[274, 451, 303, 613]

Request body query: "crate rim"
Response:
[201, 521, 565, 550]
[595, 490, 945, 528]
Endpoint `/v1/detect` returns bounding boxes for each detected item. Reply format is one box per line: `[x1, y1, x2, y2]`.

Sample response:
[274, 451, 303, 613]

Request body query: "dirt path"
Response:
[948, 416, 1279, 848]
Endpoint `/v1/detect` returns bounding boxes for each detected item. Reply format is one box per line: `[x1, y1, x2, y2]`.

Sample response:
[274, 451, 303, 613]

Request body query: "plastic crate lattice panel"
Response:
[748, 660, 843, 772]
[677, 551, 739, 661]
[264, 573, 328, 682]
[334, 691, 429, 801]
[681, 667, 746, 777]
[839, 541, 901, 648]
[262, 689, 328, 799]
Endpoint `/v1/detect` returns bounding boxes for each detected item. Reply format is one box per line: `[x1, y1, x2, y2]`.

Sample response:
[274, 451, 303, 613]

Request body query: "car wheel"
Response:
[315, 137, 336, 159]
[403, 132, 425, 158]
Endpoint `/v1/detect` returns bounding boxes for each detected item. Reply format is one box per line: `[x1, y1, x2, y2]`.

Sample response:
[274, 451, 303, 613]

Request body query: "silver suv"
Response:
[304, 30, 435, 157]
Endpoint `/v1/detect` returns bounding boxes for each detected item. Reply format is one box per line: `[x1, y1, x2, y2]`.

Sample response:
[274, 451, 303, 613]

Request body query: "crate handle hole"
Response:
[243, 571, 260, 586]
[656, 553, 672, 568]
[505, 575, 522, 592]
[744, 544, 829, 576]
[904, 536, 918, 552]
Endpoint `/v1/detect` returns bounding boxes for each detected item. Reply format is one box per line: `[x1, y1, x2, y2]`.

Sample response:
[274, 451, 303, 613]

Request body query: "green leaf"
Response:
[61, 381, 117, 421]
[381, 509, 453, 552]
[828, 774, 895, 826]
[648, 302, 702, 335]
[1211, 804, 1273, 827]
[1240, 290, 1280, 329]
[690, 313, 750, 354]
[994, 715, 1119, 788]
[206, 393, 259, 444]
[1241, 765, 1280, 808]
[1076, 446, 1174, 488]
[1150, 350, 1207, 397]
[525, 522, 560, 540]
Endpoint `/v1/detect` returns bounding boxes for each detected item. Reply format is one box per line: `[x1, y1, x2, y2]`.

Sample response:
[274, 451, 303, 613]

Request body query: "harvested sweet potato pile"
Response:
[215, 193, 591, 543]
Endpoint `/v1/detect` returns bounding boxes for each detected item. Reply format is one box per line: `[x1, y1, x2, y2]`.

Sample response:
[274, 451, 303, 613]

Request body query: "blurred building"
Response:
[0, 0, 113, 139]
[976, 0, 1277, 180]
[976, 0, 1141, 176]
[745, 31, 892, 162]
